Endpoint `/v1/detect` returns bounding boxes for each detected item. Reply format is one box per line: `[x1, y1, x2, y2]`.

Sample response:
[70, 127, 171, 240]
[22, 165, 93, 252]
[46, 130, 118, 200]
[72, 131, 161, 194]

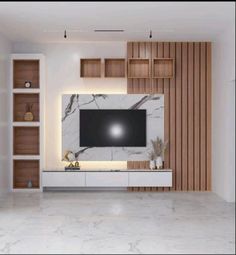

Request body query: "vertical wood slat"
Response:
[182, 42, 188, 190]
[169, 42, 176, 190]
[164, 42, 170, 191]
[157, 42, 164, 93]
[206, 42, 212, 191]
[194, 42, 200, 191]
[127, 41, 211, 192]
[175, 42, 182, 190]
[188, 42, 194, 190]
[151, 42, 158, 93]
[200, 42, 206, 191]
[127, 42, 133, 93]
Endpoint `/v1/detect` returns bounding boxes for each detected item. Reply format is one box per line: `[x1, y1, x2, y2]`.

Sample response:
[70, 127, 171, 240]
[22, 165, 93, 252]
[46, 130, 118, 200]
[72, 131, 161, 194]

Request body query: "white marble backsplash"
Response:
[62, 94, 164, 161]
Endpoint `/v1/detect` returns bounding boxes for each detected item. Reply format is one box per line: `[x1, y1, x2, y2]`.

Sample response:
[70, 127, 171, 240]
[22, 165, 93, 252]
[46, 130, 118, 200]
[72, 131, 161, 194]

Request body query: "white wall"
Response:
[212, 27, 235, 202]
[13, 42, 127, 170]
[0, 33, 11, 194]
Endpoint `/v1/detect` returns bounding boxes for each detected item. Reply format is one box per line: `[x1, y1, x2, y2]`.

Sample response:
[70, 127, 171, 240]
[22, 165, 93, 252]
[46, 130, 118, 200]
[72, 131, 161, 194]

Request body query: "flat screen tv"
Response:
[80, 109, 146, 147]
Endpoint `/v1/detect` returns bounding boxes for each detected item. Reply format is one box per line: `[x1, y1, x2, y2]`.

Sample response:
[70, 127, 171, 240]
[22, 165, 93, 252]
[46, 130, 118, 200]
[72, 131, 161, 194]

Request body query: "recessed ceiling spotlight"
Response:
[149, 30, 152, 39]
[64, 30, 67, 39]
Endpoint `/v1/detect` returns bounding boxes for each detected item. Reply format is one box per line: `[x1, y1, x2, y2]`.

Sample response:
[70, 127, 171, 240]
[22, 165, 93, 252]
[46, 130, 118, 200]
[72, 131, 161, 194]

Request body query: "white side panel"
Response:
[86, 172, 129, 187]
[42, 172, 86, 187]
[128, 172, 172, 187]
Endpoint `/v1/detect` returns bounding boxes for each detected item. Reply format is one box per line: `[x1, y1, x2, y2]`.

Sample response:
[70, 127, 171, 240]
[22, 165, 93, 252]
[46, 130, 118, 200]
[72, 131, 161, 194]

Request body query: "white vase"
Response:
[156, 156, 163, 169]
[149, 160, 156, 170]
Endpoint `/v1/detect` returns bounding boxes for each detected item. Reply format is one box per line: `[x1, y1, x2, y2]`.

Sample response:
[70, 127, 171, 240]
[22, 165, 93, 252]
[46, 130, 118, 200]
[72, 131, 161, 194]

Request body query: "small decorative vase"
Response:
[24, 111, 34, 121]
[27, 180, 33, 188]
[149, 160, 156, 170]
[156, 156, 163, 169]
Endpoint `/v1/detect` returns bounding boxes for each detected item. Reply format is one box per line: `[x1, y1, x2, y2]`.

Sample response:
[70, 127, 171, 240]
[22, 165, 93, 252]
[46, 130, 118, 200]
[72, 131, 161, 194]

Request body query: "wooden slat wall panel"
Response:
[188, 43, 194, 190]
[200, 42, 206, 191]
[182, 42, 188, 190]
[175, 42, 182, 191]
[127, 42, 211, 191]
[206, 42, 212, 191]
[169, 42, 176, 190]
[194, 42, 200, 191]
[163, 42, 170, 192]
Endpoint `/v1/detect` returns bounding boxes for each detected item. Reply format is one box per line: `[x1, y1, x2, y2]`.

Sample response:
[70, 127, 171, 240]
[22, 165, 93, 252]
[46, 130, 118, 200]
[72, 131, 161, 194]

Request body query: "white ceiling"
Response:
[0, 2, 234, 43]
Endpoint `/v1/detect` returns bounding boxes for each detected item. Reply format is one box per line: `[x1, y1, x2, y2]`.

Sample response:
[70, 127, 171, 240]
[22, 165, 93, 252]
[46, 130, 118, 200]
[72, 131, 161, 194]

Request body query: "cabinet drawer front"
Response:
[128, 172, 172, 187]
[86, 172, 129, 187]
[42, 172, 86, 187]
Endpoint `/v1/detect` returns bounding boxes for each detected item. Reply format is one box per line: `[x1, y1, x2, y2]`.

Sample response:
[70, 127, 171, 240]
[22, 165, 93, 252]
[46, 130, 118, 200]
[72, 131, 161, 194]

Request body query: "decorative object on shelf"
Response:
[63, 150, 75, 168]
[24, 103, 34, 121]
[74, 161, 80, 168]
[148, 151, 156, 170]
[24, 81, 32, 88]
[27, 180, 33, 188]
[150, 136, 168, 170]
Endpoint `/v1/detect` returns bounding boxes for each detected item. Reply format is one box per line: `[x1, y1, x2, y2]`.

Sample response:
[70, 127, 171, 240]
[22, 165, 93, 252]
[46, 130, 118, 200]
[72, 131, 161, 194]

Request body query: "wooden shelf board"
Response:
[13, 122, 40, 127]
[13, 89, 40, 93]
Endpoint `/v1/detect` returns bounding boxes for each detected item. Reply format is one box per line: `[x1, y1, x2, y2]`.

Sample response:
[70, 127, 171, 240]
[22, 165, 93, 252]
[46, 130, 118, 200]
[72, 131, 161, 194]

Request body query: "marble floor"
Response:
[0, 191, 235, 254]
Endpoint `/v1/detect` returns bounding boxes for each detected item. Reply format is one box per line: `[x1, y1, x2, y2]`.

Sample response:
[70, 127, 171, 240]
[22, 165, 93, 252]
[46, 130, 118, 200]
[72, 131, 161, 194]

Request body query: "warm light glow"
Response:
[109, 123, 124, 138]
[53, 90, 128, 171]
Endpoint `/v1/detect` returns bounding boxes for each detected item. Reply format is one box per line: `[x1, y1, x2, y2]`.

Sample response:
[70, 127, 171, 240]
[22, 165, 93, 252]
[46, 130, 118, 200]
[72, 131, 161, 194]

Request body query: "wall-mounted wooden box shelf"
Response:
[153, 58, 175, 78]
[13, 160, 39, 189]
[104, 58, 126, 77]
[13, 127, 39, 155]
[80, 58, 101, 77]
[128, 58, 151, 78]
[13, 93, 39, 122]
[13, 60, 39, 88]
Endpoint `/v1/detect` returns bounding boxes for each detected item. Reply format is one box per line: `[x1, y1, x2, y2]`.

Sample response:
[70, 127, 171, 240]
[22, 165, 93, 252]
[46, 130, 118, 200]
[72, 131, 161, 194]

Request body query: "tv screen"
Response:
[80, 109, 146, 147]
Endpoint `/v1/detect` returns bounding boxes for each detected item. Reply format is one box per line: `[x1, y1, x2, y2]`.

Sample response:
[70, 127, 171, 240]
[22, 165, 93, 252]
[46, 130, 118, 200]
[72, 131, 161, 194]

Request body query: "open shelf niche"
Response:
[11, 54, 45, 191]
[80, 58, 101, 77]
[13, 93, 39, 122]
[13, 60, 39, 88]
[128, 58, 151, 78]
[13, 160, 40, 189]
[104, 58, 126, 77]
[152, 58, 175, 78]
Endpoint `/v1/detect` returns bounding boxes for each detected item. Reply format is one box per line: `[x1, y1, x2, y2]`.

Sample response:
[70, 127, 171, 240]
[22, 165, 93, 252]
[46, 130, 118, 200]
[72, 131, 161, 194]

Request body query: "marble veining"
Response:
[62, 94, 164, 161]
[0, 192, 234, 254]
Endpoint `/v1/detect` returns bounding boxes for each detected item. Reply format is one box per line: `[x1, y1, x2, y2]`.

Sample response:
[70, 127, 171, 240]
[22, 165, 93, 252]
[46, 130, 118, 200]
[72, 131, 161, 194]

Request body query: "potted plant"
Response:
[151, 137, 168, 169]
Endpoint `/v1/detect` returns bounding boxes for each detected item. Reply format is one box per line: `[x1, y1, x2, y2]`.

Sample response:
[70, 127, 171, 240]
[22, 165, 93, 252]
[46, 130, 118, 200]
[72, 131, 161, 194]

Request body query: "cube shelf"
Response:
[13, 93, 39, 122]
[13, 126, 39, 155]
[153, 58, 175, 78]
[13, 60, 39, 88]
[128, 59, 151, 78]
[13, 160, 39, 189]
[104, 58, 126, 77]
[80, 58, 101, 77]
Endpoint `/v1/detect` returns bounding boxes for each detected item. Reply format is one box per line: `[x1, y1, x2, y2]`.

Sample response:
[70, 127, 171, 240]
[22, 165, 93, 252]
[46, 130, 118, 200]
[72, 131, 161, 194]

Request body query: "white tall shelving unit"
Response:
[10, 54, 45, 191]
